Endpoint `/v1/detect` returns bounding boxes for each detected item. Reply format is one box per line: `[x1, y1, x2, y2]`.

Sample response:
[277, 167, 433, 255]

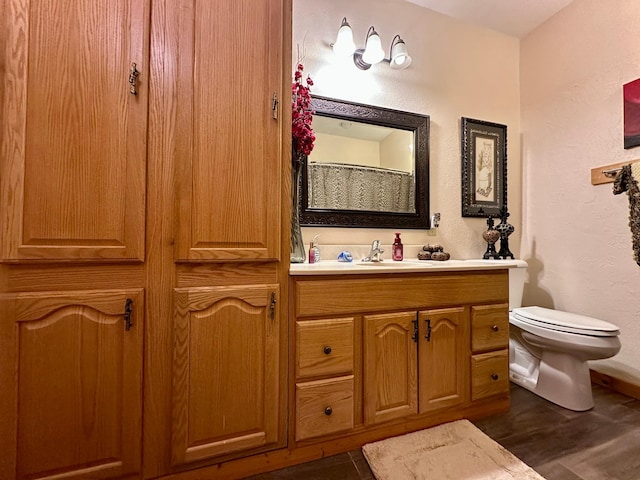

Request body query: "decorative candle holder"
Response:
[496, 206, 515, 259]
[482, 216, 500, 259]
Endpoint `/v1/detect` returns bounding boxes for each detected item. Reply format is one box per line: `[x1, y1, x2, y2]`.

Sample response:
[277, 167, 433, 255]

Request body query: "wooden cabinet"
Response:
[290, 271, 510, 448]
[363, 307, 469, 425]
[152, 0, 289, 473]
[363, 312, 418, 424]
[9, 289, 144, 480]
[418, 307, 470, 413]
[172, 0, 283, 262]
[2, 0, 290, 478]
[1, 0, 149, 262]
[294, 317, 357, 441]
[170, 285, 281, 465]
[470, 304, 510, 400]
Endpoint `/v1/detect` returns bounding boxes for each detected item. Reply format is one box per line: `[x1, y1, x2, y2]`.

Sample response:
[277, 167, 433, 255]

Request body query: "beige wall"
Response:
[293, 0, 521, 260]
[521, 0, 640, 379]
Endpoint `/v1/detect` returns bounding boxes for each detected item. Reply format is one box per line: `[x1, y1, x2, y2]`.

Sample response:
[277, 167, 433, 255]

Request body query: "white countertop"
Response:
[289, 259, 527, 275]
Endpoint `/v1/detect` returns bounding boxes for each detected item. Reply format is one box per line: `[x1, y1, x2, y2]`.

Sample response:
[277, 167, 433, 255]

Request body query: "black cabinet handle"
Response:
[491, 373, 499, 381]
[491, 325, 499, 332]
[324, 406, 333, 416]
[323, 345, 332, 355]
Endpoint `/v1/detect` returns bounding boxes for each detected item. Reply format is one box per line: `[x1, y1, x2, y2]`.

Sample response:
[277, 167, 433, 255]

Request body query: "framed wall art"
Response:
[461, 117, 507, 217]
[624, 77, 640, 149]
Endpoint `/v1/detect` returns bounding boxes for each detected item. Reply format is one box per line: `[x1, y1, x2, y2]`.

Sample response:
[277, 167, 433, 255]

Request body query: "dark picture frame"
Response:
[461, 117, 507, 217]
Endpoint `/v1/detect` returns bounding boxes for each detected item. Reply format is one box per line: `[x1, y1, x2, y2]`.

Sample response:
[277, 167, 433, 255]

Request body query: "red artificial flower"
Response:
[292, 64, 315, 161]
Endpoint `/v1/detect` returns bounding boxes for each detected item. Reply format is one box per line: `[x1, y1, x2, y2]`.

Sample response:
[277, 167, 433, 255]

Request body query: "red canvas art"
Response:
[624, 78, 640, 149]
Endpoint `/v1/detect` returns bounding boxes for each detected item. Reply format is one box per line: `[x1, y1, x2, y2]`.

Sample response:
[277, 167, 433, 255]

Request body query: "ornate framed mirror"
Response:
[299, 95, 430, 228]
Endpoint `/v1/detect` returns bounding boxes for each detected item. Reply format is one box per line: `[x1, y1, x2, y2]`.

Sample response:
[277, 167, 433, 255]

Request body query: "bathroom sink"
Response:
[357, 261, 433, 267]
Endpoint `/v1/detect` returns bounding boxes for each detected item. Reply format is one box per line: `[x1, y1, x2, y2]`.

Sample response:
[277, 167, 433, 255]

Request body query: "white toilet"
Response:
[506, 260, 621, 411]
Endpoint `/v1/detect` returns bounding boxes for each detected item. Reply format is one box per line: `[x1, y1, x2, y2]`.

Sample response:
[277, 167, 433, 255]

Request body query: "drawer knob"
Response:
[323, 345, 332, 355]
[491, 373, 499, 381]
[491, 325, 499, 332]
[324, 406, 333, 416]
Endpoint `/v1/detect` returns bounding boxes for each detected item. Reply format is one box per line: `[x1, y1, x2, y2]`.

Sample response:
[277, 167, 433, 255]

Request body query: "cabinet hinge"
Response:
[272, 93, 279, 120]
[123, 298, 133, 331]
[269, 292, 276, 320]
[424, 318, 432, 341]
[412, 315, 418, 343]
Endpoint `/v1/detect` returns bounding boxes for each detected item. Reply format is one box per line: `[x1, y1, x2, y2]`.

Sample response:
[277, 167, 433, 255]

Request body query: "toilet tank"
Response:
[507, 260, 528, 310]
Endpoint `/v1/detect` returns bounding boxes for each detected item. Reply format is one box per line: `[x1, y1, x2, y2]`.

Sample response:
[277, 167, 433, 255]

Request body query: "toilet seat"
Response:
[512, 306, 619, 337]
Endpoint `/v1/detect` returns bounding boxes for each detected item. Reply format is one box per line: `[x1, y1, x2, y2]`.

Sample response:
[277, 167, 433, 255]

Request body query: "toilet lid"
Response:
[512, 306, 620, 336]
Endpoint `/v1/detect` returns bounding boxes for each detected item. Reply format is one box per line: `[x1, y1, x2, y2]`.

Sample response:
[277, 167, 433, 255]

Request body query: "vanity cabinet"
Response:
[290, 270, 510, 448]
[294, 317, 357, 441]
[470, 304, 510, 400]
[363, 307, 469, 425]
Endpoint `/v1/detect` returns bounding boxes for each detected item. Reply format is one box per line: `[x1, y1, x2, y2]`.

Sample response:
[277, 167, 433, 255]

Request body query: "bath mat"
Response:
[362, 419, 545, 480]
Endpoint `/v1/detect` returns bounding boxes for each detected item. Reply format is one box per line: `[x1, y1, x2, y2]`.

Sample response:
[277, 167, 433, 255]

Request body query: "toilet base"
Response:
[509, 338, 594, 411]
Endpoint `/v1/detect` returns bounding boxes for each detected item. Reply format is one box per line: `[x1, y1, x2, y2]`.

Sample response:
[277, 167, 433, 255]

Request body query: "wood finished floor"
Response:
[247, 384, 640, 479]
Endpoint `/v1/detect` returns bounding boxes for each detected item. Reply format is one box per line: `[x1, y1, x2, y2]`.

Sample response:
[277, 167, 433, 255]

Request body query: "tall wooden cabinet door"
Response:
[418, 307, 470, 413]
[1, 0, 149, 262]
[13, 289, 144, 480]
[171, 285, 281, 466]
[363, 312, 418, 425]
[172, 0, 283, 262]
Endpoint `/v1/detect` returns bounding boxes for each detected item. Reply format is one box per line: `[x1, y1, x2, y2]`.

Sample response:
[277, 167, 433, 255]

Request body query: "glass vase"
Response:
[290, 155, 306, 263]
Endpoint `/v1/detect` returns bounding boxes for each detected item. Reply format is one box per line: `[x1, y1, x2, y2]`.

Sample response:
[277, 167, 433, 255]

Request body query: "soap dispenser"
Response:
[309, 235, 320, 264]
[392, 232, 403, 261]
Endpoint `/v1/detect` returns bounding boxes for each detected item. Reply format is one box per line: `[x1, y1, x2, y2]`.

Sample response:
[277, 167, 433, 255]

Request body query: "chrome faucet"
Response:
[363, 240, 384, 262]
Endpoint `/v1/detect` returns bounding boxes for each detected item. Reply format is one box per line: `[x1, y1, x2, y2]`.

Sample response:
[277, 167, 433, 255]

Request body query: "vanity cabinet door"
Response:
[10, 289, 144, 480]
[171, 285, 281, 466]
[172, 0, 283, 262]
[363, 311, 418, 425]
[2, 0, 148, 262]
[418, 307, 470, 413]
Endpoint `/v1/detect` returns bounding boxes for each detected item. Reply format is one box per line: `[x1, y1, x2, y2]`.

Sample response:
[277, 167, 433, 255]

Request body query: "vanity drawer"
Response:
[295, 376, 354, 441]
[296, 318, 354, 379]
[471, 349, 509, 400]
[471, 304, 509, 353]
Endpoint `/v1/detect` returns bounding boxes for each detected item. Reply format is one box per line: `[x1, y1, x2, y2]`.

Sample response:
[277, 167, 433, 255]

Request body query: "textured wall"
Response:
[293, 0, 521, 261]
[521, 0, 640, 379]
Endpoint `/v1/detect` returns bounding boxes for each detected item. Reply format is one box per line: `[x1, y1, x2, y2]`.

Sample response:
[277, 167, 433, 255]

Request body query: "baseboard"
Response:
[590, 369, 640, 400]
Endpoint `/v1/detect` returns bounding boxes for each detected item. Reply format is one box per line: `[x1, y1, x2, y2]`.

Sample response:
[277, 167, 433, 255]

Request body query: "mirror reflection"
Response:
[308, 116, 416, 213]
[300, 95, 430, 229]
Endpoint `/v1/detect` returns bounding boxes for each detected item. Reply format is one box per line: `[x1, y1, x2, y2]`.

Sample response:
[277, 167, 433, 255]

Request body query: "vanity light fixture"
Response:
[331, 17, 412, 71]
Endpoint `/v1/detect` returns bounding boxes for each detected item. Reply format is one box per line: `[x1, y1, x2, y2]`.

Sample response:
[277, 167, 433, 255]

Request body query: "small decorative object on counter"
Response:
[496, 206, 515, 259]
[337, 251, 353, 262]
[482, 216, 501, 259]
[308, 235, 320, 264]
[308, 240, 316, 264]
[417, 243, 450, 261]
[392, 232, 404, 261]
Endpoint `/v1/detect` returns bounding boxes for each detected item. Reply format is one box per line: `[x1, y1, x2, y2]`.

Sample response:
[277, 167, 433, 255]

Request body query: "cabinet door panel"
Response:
[171, 285, 281, 465]
[14, 289, 144, 480]
[173, 0, 282, 261]
[363, 311, 418, 425]
[418, 307, 469, 413]
[2, 0, 148, 262]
